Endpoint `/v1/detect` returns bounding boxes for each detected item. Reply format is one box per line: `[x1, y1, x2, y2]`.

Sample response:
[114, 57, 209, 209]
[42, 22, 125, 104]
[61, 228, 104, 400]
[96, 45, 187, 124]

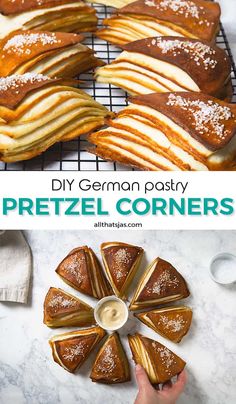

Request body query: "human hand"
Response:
[134, 365, 187, 404]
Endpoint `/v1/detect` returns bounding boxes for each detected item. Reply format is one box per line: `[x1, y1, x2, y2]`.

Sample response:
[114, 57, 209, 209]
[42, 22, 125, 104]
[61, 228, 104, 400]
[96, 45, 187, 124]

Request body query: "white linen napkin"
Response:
[0, 231, 32, 304]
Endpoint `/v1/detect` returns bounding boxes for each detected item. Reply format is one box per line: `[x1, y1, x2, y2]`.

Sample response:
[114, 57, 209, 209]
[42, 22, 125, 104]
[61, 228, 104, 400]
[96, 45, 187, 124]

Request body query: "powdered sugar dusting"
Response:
[3, 33, 60, 56]
[149, 38, 217, 70]
[0, 73, 49, 93]
[167, 94, 233, 139]
[96, 344, 118, 374]
[152, 342, 177, 375]
[62, 342, 88, 362]
[48, 293, 77, 312]
[147, 270, 179, 295]
[158, 314, 186, 332]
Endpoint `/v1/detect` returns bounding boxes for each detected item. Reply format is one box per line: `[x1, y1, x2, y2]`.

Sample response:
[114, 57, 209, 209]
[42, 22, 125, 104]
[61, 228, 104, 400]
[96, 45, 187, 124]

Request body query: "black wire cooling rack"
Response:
[0, 4, 235, 171]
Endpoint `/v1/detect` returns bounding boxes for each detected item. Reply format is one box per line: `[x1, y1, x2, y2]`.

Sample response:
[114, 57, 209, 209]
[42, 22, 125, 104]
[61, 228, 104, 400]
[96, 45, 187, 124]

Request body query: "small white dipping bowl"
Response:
[94, 296, 129, 331]
[210, 253, 236, 285]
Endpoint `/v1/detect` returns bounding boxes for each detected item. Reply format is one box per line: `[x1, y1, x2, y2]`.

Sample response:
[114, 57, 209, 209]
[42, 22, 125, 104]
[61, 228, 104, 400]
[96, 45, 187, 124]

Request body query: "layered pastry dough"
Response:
[43, 287, 95, 327]
[87, 0, 131, 7]
[49, 326, 106, 373]
[0, 73, 111, 163]
[0, 1, 97, 39]
[129, 257, 190, 310]
[90, 333, 130, 383]
[135, 306, 193, 343]
[96, 0, 221, 45]
[95, 36, 231, 99]
[56, 246, 113, 299]
[0, 30, 103, 78]
[88, 92, 236, 171]
[101, 242, 143, 299]
[128, 333, 186, 383]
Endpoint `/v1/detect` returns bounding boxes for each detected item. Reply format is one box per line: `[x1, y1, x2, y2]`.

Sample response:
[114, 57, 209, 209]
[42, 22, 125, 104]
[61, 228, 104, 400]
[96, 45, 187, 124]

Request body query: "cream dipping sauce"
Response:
[97, 299, 127, 329]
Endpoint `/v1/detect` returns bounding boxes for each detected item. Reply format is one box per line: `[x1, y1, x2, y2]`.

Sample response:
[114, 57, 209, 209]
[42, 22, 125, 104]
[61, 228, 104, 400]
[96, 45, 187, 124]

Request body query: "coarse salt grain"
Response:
[113, 248, 132, 280]
[48, 293, 77, 311]
[144, 0, 203, 19]
[150, 38, 217, 70]
[167, 93, 232, 139]
[158, 314, 186, 332]
[9, 0, 52, 4]
[64, 254, 86, 284]
[0, 73, 49, 92]
[147, 270, 179, 295]
[96, 344, 117, 374]
[62, 342, 88, 361]
[3, 33, 60, 56]
[152, 342, 177, 375]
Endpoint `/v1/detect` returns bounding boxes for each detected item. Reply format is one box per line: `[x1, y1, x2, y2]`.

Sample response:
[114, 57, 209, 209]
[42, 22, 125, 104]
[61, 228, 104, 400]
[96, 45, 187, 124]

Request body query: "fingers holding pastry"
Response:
[135, 364, 154, 393]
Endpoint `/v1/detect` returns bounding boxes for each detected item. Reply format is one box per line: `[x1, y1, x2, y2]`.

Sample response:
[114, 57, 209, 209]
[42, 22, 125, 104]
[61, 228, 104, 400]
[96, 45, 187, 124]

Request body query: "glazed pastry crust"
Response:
[101, 241, 144, 299]
[0, 0, 77, 15]
[43, 287, 95, 327]
[88, 92, 236, 171]
[128, 333, 186, 384]
[49, 326, 106, 373]
[95, 36, 231, 99]
[0, 2, 98, 39]
[56, 246, 113, 299]
[0, 75, 111, 162]
[90, 333, 131, 383]
[96, 0, 221, 45]
[132, 92, 236, 150]
[135, 306, 193, 343]
[129, 257, 190, 310]
[0, 30, 103, 78]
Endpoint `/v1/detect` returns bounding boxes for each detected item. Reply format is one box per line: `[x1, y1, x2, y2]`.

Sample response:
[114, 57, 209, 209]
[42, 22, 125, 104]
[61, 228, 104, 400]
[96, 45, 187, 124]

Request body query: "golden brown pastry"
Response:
[96, 0, 221, 45]
[49, 326, 106, 373]
[135, 306, 193, 343]
[90, 333, 130, 383]
[101, 242, 144, 299]
[95, 36, 231, 99]
[0, 1, 97, 39]
[56, 246, 113, 299]
[86, 0, 131, 7]
[129, 257, 190, 310]
[0, 30, 103, 78]
[43, 287, 95, 327]
[128, 333, 186, 383]
[88, 92, 236, 171]
[0, 73, 111, 163]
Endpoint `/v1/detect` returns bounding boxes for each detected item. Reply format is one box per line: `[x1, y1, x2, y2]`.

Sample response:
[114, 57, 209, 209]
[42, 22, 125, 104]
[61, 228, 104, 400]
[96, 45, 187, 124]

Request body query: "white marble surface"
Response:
[0, 230, 236, 404]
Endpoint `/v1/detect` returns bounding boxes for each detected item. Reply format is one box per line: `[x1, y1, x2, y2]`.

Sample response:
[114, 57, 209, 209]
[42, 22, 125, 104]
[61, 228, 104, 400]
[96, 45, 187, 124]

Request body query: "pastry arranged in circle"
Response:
[0, 30, 103, 78]
[95, 36, 231, 99]
[0, 74, 111, 163]
[101, 242, 144, 299]
[90, 332, 130, 384]
[96, 0, 221, 46]
[128, 333, 186, 383]
[88, 92, 236, 171]
[43, 287, 95, 327]
[45, 243, 191, 384]
[56, 246, 113, 299]
[49, 326, 106, 373]
[129, 257, 190, 310]
[0, 1, 97, 39]
[135, 306, 193, 343]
